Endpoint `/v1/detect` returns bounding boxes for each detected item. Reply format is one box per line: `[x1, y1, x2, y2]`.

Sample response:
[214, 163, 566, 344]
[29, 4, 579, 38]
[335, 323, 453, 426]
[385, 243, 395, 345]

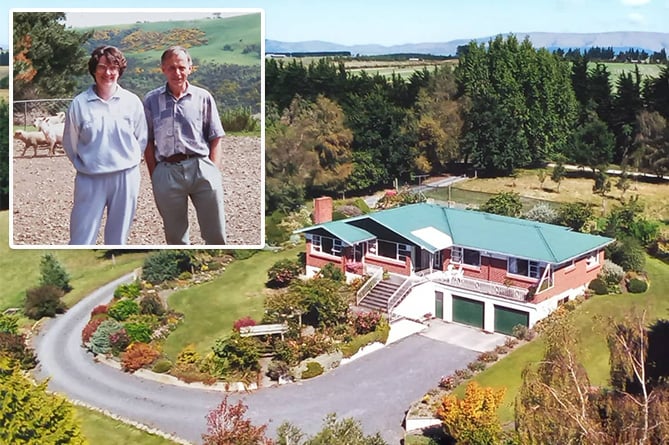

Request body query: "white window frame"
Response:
[451, 246, 480, 267]
[310, 234, 342, 257]
[507, 257, 543, 279]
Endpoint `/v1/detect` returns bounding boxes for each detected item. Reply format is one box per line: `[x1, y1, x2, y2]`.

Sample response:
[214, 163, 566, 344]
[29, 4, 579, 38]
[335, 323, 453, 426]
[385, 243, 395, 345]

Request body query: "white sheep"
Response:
[34, 117, 65, 156]
[43, 111, 65, 125]
[14, 130, 51, 157]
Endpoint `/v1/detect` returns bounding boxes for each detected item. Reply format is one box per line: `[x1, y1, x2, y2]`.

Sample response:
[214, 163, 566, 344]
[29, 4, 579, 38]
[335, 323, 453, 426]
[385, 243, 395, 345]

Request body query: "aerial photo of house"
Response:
[297, 197, 614, 335]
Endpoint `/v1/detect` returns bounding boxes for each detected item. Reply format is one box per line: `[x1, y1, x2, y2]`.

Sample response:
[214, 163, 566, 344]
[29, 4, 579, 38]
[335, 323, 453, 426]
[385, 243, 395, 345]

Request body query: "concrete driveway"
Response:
[32, 274, 492, 444]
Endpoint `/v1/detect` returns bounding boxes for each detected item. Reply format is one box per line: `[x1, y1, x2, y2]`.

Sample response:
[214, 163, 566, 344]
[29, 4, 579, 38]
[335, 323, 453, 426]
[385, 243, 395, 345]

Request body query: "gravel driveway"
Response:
[11, 136, 263, 247]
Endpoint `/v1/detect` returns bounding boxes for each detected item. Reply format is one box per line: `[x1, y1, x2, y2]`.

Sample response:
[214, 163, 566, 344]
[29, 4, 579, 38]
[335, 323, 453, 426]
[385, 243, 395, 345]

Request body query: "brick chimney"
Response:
[313, 196, 333, 224]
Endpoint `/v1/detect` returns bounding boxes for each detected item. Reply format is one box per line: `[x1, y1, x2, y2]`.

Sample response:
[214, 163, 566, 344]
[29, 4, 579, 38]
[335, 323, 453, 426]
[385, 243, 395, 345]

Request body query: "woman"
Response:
[63, 45, 147, 245]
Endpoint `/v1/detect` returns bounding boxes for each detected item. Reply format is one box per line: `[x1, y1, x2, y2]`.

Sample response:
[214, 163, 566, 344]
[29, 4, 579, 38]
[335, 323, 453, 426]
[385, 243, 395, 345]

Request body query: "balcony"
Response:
[424, 270, 530, 302]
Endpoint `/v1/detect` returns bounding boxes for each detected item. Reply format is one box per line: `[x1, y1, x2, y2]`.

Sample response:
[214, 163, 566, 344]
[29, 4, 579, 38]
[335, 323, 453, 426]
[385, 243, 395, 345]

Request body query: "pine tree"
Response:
[39, 253, 72, 293]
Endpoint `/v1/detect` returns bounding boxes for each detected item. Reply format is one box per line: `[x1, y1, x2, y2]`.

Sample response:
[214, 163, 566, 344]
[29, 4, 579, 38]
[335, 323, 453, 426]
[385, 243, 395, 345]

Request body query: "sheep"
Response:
[34, 117, 65, 156]
[43, 111, 65, 125]
[13, 130, 51, 157]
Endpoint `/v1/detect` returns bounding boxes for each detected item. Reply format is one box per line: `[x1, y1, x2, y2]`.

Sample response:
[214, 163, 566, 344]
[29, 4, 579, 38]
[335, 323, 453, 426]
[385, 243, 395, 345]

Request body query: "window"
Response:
[508, 257, 543, 278]
[310, 234, 342, 257]
[586, 252, 600, 268]
[374, 239, 413, 262]
[451, 247, 480, 267]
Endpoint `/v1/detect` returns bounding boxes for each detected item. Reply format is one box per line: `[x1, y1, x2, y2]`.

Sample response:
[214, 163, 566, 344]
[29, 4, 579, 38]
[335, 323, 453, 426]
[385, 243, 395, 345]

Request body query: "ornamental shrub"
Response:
[142, 250, 192, 284]
[301, 361, 324, 379]
[113, 282, 141, 299]
[600, 259, 625, 293]
[90, 304, 108, 318]
[607, 238, 646, 272]
[87, 319, 123, 355]
[627, 278, 648, 294]
[317, 263, 344, 282]
[0, 332, 38, 370]
[121, 342, 160, 372]
[39, 253, 72, 293]
[108, 299, 140, 321]
[267, 259, 302, 288]
[523, 203, 559, 224]
[588, 278, 609, 295]
[82, 318, 104, 345]
[349, 311, 382, 335]
[24, 285, 66, 320]
[467, 360, 486, 372]
[0, 313, 19, 334]
[266, 360, 291, 381]
[123, 322, 153, 344]
[109, 329, 130, 356]
[211, 332, 260, 373]
[151, 358, 173, 374]
[176, 344, 201, 366]
[478, 351, 499, 363]
[139, 294, 165, 316]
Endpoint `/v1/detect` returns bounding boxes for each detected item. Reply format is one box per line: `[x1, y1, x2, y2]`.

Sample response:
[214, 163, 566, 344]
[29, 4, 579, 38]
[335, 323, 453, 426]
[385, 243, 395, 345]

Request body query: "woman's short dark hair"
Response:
[88, 45, 128, 78]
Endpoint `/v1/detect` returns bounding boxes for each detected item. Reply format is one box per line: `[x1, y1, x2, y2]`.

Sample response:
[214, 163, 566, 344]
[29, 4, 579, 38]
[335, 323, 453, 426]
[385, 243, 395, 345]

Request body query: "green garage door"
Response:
[452, 295, 484, 329]
[494, 306, 529, 335]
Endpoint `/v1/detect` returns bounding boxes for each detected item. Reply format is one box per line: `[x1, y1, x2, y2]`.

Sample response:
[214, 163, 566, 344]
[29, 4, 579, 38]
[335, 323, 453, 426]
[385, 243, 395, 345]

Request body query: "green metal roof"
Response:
[297, 203, 614, 263]
[294, 220, 375, 246]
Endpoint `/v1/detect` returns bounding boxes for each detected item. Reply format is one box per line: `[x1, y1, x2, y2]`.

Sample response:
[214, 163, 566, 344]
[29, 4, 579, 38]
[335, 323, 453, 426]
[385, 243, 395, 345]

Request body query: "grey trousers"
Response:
[69, 165, 140, 245]
[151, 156, 226, 245]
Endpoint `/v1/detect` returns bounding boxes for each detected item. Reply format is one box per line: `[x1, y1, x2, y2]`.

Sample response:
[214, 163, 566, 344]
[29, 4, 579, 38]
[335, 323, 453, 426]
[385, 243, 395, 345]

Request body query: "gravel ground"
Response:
[11, 136, 263, 247]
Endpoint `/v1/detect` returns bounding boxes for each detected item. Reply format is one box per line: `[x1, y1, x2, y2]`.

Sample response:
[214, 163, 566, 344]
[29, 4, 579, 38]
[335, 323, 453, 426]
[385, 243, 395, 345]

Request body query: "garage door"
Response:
[494, 306, 529, 335]
[452, 295, 484, 329]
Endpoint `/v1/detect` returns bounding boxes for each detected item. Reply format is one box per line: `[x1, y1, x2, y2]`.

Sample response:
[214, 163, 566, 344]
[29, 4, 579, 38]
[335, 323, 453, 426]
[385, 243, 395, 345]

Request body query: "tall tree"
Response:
[611, 68, 644, 162]
[413, 64, 463, 173]
[568, 115, 615, 173]
[634, 110, 669, 178]
[643, 65, 669, 119]
[13, 12, 91, 99]
[457, 35, 577, 174]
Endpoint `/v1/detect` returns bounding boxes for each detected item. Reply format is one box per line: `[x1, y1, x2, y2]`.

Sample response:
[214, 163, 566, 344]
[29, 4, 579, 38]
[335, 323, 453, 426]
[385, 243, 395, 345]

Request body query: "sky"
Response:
[3, 0, 669, 48]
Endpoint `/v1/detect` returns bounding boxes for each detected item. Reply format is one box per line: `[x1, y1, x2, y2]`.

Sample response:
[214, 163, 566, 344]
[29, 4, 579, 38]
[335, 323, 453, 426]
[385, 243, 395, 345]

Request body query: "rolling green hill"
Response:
[83, 13, 262, 67]
[74, 13, 262, 113]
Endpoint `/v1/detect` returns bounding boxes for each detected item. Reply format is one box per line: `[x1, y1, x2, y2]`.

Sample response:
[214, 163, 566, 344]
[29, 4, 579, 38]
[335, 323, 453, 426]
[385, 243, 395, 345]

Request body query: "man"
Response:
[144, 46, 227, 245]
[63, 45, 147, 245]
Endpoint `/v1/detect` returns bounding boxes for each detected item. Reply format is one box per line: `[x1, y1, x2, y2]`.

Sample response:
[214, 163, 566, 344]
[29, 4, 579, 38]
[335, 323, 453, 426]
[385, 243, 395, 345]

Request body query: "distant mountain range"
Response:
[266, 31, 669, 56]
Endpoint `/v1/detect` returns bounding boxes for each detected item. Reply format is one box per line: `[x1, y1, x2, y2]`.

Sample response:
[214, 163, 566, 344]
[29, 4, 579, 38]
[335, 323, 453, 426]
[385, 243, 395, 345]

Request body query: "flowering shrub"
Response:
[439, 375, 458, 391]
[120, 342, 160, 372]
[233, 316, 257, 332]
[477, 351, 499, 363]
[467, 360, 487, 372]
[109, 329, 130, 355]
[349, 311, 382, 335]
[267, 259, 302, 288]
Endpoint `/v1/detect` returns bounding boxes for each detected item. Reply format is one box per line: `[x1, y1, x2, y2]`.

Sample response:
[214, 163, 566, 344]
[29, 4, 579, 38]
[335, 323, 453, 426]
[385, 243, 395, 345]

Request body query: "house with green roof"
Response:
[295, 197, 614, 334]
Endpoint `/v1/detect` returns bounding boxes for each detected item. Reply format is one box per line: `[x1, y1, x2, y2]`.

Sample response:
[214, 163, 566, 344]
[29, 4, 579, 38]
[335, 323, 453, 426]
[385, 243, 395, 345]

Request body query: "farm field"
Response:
[426, 169, 669, 221]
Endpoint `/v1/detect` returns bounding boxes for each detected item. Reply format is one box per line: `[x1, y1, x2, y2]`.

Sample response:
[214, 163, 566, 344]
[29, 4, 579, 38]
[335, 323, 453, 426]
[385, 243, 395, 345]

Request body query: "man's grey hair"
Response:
[161, 46, 192, 65]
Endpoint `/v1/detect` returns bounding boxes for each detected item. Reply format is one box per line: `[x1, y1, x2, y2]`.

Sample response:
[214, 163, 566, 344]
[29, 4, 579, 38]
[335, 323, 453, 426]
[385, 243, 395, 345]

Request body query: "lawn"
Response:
[162, 245, 304, 359]
[427, 169, 669, 221]
[0, 211, 146, 313]
[465, 255, 669, 424]
[75, 405, 178, 445]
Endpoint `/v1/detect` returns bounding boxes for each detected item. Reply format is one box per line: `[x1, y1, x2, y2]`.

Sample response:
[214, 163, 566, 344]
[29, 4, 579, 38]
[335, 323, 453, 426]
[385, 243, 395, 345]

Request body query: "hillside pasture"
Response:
[427, 169, 669, 221]
[81, 12, 262, 67]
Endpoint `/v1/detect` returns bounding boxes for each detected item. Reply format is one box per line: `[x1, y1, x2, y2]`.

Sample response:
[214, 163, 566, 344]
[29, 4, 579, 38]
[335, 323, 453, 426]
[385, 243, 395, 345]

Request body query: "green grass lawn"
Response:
[162, 245, 303, 359]
[0, 211, 146, 314]
[465, 255, 669, 424]
[75, 405, 178, 445]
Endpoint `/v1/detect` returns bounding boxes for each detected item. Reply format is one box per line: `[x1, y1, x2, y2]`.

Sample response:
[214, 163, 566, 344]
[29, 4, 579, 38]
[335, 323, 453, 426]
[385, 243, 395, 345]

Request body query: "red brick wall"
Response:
[305, 241, 345, 272]
[313, 196, 333, 224]
[366, 255, 411, 275]
[533, 251, 604, 303]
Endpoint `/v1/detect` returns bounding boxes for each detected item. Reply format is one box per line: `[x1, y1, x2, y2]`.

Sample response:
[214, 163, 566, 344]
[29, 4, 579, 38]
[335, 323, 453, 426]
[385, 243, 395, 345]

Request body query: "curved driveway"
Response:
[33, 273, 479, 444]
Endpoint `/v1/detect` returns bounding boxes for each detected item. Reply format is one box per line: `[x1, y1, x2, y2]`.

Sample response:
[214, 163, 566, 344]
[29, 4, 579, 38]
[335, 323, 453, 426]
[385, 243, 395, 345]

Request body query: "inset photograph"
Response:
[10, 9, 264, 248]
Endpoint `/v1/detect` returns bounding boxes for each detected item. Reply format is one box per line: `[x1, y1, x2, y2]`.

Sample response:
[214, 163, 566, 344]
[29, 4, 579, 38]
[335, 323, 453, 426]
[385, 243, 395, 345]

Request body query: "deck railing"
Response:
[355, 265, 384, 305]
[387, 276, 427, 318]
[430, 271, 528, 302]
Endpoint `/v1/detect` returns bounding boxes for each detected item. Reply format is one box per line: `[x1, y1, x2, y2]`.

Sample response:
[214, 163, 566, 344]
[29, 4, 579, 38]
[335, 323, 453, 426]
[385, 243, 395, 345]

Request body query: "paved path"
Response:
[33, 274, 481, 444]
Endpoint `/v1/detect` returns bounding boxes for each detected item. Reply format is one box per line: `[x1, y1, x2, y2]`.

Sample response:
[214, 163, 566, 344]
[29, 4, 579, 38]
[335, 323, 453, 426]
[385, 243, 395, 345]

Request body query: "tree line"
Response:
[265, 34, 669, 215]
